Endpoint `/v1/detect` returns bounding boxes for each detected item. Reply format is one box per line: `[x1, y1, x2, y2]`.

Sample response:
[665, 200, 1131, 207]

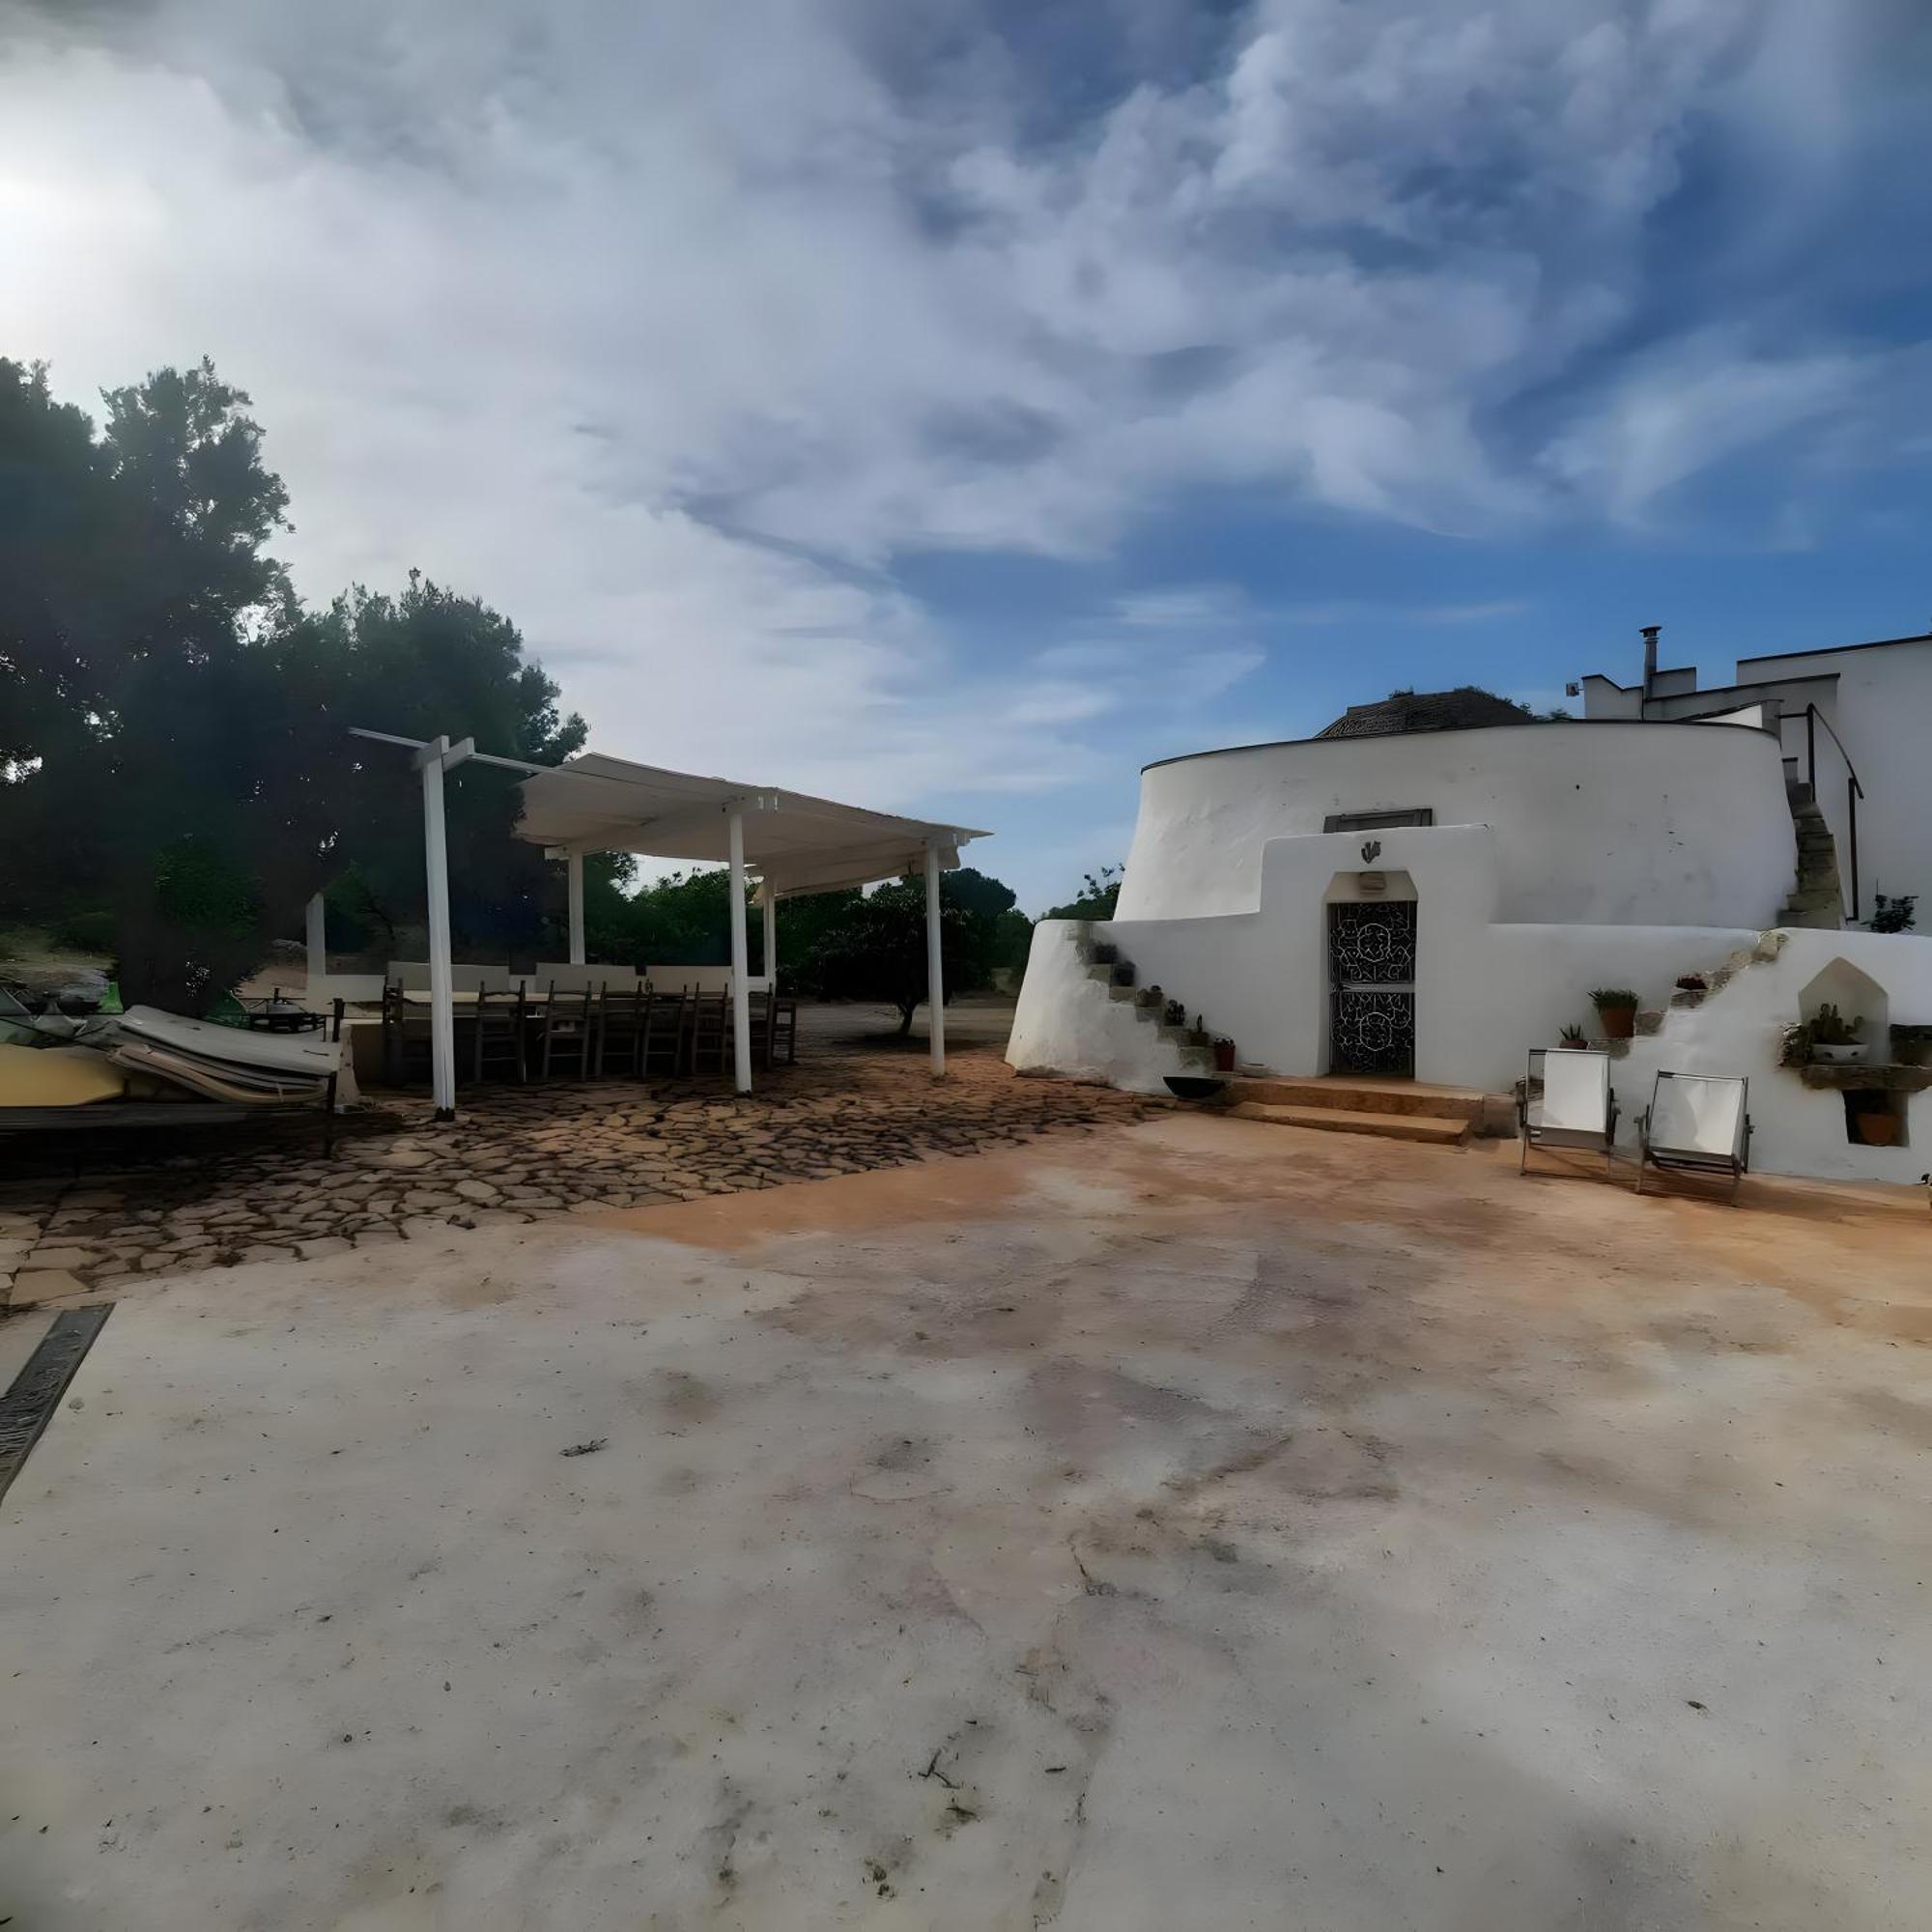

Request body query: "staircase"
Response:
[1776, 780, 1843, 929]
[1066, 928, 1215, 1074]
[1221, 1076, 1484, 1146]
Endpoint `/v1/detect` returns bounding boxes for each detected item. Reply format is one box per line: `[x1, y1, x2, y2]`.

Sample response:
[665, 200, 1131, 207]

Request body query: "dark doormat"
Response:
[0, 1305, 112, 1504]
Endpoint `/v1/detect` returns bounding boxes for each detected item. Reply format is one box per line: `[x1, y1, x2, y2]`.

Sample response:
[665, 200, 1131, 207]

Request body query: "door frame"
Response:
[1322, 869, 1418, 1077]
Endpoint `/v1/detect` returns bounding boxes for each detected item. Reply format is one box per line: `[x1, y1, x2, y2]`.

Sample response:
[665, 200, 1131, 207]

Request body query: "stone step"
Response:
[1227, 1102, 1470, 1145]
[1222, 1076, 1486, 1125]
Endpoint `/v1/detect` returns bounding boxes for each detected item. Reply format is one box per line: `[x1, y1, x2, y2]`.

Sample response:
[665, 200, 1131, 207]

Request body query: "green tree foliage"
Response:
[805, 881, 973, 1036]
[1044, 864, 1122, 921]
[1, 356, 324, 1009]
[0, 356, 581, 1009]
[583, 865, 864, 978]
[584, 865, 749, 970]
[792, 867, 1029, 1032]
[299, 576, 584, 962]
[934, 867, 1032, 983]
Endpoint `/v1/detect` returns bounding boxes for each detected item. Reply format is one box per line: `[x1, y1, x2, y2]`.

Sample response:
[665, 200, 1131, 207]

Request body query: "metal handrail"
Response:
[1796, 704, 1863, 922]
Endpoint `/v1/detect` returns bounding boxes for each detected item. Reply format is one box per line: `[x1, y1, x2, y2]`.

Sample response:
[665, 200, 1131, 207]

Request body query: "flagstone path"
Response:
[0, 1043, 1159, 1310]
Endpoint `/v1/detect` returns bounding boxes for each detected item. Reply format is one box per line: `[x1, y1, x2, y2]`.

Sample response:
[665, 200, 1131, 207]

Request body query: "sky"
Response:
[3, 0, 1929, 912]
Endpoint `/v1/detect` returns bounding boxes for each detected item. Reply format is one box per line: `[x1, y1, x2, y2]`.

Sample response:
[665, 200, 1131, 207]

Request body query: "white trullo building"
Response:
[1009, 629, 1932, 1183]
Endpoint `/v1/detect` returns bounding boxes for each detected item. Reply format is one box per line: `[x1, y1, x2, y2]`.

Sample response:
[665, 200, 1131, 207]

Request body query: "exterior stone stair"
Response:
[1621, 930, 1789, 1060]
[1067, 927, 1215, 1073]
[1221, 1076, 1483, 1146]
[1776, 780, 1843, 929]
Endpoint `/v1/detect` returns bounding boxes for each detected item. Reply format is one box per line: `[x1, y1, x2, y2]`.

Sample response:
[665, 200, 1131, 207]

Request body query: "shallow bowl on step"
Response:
[1164, 1075, 1227, 1100]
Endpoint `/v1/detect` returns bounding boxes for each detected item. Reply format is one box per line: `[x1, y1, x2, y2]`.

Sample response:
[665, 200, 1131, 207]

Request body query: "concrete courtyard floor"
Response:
[3, 1112, 1930, 1929]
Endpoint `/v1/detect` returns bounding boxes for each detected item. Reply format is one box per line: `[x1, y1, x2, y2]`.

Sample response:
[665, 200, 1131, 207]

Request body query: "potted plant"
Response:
[1807, 1002, 1865, 1064]
[1589, 987, 1641, 1040]
[1212, 1036, 1236, 1072]
[1554, 1024, 1588, 1049]
[1870, 894, 1918, 934]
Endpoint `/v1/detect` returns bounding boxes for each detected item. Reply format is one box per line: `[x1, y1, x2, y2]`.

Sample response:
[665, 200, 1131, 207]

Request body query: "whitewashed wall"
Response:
[1013, 792, 1932, 1180]
[1005, 923, 1204, 1094]
[1027, 822, 1757, 1092]
[1733, 639, 1932, 922]
[1118, 722, 1794, 928]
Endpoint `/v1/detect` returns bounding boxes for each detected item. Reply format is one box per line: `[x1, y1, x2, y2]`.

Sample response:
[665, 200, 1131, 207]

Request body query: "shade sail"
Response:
[514, 753, 989, 896]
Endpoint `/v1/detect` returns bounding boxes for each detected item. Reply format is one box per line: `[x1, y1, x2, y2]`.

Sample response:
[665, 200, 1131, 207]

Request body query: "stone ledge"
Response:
[1796, 1063, 1932, 1094]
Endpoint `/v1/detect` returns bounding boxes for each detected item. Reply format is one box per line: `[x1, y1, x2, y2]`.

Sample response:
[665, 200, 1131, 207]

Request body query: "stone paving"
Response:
[0, 1039, 1161, 1310]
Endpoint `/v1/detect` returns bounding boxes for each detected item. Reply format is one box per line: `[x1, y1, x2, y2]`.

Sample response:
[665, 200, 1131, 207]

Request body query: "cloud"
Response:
[1111, 585, 1254, 631]
[1543, 336, 1871, 523]
[0, 0, 1925, 891]
[1275, 598, 1533, 628]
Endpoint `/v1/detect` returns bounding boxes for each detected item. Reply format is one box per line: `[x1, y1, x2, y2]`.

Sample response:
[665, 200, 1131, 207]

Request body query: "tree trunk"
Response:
[896, 998, 917, 1037]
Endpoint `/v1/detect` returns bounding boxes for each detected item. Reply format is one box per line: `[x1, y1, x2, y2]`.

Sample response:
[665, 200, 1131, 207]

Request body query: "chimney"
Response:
[1639, 624, 1661, 702]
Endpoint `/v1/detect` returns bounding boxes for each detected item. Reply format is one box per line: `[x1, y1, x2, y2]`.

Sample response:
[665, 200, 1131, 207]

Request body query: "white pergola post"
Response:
[566, 850, 586, 965]
[760, 878, 778, 986]
[727, 809, 753, 1095]
[924, 839, 946, 1077]
[304, 892, 327, 996]
[415, 734, 462, 1121]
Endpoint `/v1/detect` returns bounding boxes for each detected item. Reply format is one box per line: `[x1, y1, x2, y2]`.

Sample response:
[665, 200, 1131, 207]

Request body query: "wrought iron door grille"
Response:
[1328, 901, 1417, 1075]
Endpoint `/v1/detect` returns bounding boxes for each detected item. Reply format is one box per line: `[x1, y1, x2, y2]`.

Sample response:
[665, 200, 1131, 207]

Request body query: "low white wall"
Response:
[1606, 930, 1932, 1183]
[1007, 923, 1201, 1095]
[306, 973, 386, 1009]
[1119, 722, 1794, 928]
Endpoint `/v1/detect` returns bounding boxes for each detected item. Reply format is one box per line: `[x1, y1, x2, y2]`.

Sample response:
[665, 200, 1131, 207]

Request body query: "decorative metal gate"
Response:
[1327, 900, 1417, 1075]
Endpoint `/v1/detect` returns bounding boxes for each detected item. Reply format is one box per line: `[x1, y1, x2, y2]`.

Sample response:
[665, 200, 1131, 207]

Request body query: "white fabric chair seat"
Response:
[1635, 1071, 1751, 1201]
[1519, 1048, 1617, 1178]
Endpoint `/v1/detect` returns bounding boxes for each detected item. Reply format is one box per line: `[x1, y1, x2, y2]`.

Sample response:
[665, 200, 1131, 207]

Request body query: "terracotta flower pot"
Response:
[1857, 1112, 1899, 1147]
[1213, 1039, 1236, 1072]
[1597, 1005, 1636, 1040]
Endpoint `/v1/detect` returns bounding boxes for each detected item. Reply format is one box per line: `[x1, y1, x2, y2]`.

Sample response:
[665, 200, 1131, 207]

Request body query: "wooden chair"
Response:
[639, 988, 688, 1077]
[593, 981, 647, 1077]
[759, 991, 799, 1067]
[381, 980, 434, 1086]
[539, 982, 595, 1081]
[471, 985, 527, 1084]
[687, 989, 730, 1076]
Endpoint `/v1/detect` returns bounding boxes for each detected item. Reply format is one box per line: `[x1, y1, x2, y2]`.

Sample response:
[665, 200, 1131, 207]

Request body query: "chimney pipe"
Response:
[1639, 625, 1661, 704]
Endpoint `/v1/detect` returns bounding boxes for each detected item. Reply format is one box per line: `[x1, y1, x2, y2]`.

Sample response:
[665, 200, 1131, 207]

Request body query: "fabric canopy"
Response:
[514, 752, 989, 896]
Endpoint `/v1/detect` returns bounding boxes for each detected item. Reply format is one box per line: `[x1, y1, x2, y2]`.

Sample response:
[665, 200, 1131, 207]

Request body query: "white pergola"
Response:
[345, 731, 987, 1119]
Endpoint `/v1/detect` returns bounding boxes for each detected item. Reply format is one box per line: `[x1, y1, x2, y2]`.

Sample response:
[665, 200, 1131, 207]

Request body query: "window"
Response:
[1322, 809, 1434, 834]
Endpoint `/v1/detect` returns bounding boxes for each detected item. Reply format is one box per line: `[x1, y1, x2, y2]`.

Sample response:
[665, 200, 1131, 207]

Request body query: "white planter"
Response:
[1809, 1043, 1864, 1064]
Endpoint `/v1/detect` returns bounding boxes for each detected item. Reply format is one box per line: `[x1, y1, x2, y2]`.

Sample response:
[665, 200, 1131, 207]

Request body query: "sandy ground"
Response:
[3, 1115, 1930, 1929]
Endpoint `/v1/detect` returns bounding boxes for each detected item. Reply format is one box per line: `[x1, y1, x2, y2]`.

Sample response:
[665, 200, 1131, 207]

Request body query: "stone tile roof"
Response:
[1316, 686, 1536, 740]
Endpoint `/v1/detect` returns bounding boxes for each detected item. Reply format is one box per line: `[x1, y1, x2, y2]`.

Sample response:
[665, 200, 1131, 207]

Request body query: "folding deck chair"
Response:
[1517, 1048, 1619, 1179]
[1634, 1071, 1752, 1203]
